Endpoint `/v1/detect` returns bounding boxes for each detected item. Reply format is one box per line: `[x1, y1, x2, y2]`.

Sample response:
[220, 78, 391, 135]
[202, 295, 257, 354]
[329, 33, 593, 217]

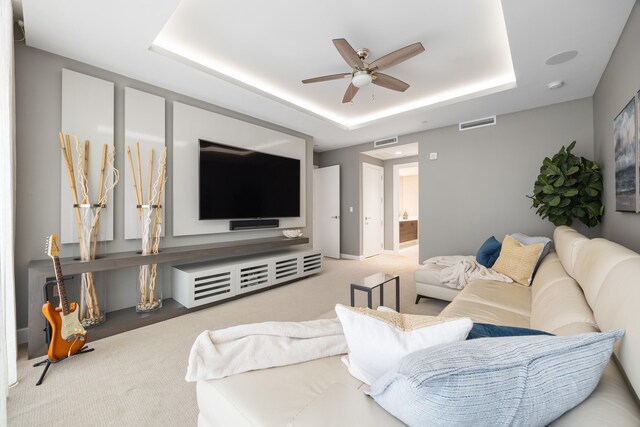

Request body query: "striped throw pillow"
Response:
[369, 330, 624, 427]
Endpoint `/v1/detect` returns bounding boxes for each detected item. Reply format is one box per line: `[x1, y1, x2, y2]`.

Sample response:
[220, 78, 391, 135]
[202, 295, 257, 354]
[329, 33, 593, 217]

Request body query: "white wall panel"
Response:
[173, 102, 306, 236]
[124, 87, 166, 239]
[60, 69, 114, 244]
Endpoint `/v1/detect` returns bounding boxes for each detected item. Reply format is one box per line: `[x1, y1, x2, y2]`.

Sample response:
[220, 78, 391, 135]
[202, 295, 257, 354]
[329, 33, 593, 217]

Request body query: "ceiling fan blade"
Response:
[369, 42, 425, 72]
[302, 73, 351, 84]
[342, 83, 359, 103]
[373, 73, 410, 92]
[333, 38, 364, 69]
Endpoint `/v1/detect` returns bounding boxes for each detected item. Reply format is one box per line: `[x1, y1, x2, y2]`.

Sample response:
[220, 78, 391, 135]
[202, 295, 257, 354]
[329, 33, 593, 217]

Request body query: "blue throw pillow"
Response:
[368, 330, 623, 427]
[476, 236, 502, 268]
[467, 323, 553, 339]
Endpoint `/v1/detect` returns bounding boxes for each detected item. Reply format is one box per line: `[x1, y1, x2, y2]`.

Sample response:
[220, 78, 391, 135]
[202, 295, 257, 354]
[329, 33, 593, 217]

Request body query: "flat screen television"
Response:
[199, 139, 301, 220]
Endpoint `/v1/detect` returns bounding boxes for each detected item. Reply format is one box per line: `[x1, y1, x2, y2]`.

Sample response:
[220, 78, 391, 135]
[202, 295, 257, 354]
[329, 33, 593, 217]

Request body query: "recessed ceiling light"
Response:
[547, 81, 564, 90]
[545, 51, 578, 66]
[395, 151, 402, 155]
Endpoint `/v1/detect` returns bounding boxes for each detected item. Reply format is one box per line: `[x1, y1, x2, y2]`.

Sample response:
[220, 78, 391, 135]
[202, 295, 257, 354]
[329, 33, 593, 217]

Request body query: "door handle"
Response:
[364, 217, 372, 220]
[330, 215, 340, 219]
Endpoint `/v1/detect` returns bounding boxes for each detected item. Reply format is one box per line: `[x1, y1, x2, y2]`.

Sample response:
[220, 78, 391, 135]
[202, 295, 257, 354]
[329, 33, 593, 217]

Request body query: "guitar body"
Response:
[42, 301, 86, 360]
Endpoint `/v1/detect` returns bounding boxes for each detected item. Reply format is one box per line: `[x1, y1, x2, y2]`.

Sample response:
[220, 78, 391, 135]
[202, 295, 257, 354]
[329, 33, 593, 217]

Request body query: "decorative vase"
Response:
[76, 204, 106, 327]
[136, 204, 163, 313]
[402, 210, 409, 220]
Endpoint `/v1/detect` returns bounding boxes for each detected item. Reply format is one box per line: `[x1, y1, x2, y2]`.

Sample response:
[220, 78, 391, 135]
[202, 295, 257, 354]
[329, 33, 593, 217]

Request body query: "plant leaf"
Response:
[548, 196, 561, 207]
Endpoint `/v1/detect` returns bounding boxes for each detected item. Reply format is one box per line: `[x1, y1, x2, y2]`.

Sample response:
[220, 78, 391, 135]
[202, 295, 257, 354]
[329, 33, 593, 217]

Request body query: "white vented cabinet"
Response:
[172, 248, 322, 308]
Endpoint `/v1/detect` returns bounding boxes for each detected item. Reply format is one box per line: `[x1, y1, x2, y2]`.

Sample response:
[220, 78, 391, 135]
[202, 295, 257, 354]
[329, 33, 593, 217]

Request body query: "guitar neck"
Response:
[52, 256, 70, 315]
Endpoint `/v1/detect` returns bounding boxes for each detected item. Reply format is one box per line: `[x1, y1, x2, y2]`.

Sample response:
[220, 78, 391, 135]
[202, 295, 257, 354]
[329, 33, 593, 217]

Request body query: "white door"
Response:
[313, 165, 340, 259]
[362, 163, 384, 258]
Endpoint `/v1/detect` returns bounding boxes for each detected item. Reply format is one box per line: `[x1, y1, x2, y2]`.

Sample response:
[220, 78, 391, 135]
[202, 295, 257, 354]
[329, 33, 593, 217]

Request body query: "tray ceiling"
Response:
[21, 0, 635, 151]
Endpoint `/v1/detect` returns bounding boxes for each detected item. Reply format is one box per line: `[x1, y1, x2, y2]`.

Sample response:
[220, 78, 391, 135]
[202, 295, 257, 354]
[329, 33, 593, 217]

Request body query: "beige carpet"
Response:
[8, 252, 447, 426]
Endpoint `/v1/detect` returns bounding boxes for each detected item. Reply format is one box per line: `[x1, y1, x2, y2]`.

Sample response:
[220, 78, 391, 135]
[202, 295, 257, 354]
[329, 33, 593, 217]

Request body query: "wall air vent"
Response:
[373, 136, 399, 147]
[459, 116, 496, 131]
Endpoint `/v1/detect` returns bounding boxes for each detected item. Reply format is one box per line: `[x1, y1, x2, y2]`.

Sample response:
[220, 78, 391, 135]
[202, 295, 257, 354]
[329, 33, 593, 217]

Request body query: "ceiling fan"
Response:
[302, 38, 425, 103]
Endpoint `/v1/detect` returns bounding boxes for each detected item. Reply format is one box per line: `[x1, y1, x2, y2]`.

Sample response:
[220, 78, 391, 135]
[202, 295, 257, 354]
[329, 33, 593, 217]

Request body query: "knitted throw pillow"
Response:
[492, 234, 544, 285]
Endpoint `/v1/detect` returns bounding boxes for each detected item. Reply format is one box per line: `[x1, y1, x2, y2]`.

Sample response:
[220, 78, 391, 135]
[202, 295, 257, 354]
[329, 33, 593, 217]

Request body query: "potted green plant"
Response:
[528, 141, 604, 227]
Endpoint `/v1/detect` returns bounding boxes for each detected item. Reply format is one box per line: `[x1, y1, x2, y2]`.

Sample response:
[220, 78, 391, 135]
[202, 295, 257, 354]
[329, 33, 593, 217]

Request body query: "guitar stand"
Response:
[33, 346, 94, 386]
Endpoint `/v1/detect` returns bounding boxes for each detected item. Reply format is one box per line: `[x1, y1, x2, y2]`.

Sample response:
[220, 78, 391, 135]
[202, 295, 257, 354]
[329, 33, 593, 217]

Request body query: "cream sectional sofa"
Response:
[196, 226, 640, 426]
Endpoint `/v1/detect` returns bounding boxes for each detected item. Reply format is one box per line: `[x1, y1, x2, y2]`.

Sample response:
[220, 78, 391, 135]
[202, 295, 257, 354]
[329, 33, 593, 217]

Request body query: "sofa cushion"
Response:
[592, 257, 640, 398]
[571, 238, 638, 308]
[530, 253, 596, 333]
[475, 236, 502, 268]
[335, 304, 472, 385]
[550, 361, 640, 426]
[492, 235, 544, 285]
[440, 298, 530, 328]
[453, 279, 532, 317]
[290, 383, 405, 427]
[553, 226, 589, 278]
[413, 263, 445, 285]
[197, 355, 362, 427]
[369, 331, 623, 427]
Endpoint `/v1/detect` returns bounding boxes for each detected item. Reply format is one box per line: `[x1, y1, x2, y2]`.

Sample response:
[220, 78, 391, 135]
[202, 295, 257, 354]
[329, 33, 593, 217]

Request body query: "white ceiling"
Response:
[362, 142, 419, 161]
[21, 0, 635, 152]
[153, 0, 515, 129]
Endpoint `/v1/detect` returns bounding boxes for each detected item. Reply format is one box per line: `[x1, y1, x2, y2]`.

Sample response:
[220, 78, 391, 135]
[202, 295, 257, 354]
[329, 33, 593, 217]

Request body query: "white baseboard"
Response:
[17, 327, 28, 345]
[340, 253, 365, 261]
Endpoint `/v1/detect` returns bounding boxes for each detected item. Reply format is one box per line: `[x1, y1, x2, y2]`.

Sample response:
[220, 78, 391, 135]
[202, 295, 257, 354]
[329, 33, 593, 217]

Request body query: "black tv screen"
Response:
[199, 139, 301, 220]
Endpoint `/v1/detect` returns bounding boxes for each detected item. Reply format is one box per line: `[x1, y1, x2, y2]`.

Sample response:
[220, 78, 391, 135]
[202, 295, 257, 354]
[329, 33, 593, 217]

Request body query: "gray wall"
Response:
[417, 98, 595, 261]
[383, 156, 419, 250]
[317, 147, 384, 256]
[319, 97, 595, 261]
[14, 43, 313, 329]
[318, 145, 361, 255]
[593, 1, 640, 252]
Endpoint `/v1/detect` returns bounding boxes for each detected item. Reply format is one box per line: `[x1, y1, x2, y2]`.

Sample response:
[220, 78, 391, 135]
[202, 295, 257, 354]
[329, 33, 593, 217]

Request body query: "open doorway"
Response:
[393, 162, 419, 256]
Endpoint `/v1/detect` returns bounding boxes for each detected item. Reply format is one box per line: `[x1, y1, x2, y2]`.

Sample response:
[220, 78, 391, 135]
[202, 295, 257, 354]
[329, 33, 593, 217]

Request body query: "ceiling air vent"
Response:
[459, 116, 496, 131]
[374, 136, 399, 147]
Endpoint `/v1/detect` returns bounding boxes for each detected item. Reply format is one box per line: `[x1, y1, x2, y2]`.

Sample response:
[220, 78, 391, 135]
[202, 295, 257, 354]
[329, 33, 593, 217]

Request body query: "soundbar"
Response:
[229, 219, 280, 231]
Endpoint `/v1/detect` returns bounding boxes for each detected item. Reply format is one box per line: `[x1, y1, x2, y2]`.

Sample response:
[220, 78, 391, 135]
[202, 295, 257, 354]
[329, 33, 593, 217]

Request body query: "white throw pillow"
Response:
[335, 304, 473, 385]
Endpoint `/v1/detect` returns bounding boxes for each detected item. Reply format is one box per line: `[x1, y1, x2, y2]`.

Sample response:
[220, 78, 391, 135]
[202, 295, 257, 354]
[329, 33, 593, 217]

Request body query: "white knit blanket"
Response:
[185, 318, 348, 382]
[424, 255, 513, 289]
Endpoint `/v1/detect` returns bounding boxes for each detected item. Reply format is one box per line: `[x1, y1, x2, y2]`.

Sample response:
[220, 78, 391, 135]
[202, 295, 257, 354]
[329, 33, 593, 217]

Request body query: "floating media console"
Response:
[26, 236, 309, 359]
[172, 247, 322, 309]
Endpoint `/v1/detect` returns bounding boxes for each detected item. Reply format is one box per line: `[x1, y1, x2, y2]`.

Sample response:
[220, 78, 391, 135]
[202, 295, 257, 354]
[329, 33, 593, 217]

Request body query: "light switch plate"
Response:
[430, 152, 438, 160]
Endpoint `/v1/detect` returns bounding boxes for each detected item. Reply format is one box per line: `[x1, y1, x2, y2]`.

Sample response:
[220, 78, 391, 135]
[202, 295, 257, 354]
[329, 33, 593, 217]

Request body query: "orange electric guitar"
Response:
[43, 234, 87, 360]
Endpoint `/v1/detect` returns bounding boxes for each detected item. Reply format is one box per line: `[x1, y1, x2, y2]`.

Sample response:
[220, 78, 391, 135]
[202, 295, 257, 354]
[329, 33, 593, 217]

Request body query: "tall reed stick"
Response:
[82, 140, 89, 203]
[147, 149, 153, 204]
[59, 132, 83, 241]
[92, 144, 107, 258]
[135, 142, 143, 211]
[127, 146, 142, 219]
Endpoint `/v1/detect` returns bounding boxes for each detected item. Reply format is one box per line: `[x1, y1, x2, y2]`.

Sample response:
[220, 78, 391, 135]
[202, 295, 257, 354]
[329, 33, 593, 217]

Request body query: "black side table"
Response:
[350, 272, 400, 312]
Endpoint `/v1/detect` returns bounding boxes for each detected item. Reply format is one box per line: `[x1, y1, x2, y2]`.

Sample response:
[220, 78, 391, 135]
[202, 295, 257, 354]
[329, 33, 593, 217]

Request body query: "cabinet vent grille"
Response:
[275, 257, 299, 281]
[303, 253, 323, 273]
[238, 263, 269, 290]
[194, 271, 232, 300]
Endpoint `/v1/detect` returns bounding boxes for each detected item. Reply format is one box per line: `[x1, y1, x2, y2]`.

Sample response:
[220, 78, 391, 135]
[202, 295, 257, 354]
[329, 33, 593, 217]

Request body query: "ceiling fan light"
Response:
[352, 71, 372, 88]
